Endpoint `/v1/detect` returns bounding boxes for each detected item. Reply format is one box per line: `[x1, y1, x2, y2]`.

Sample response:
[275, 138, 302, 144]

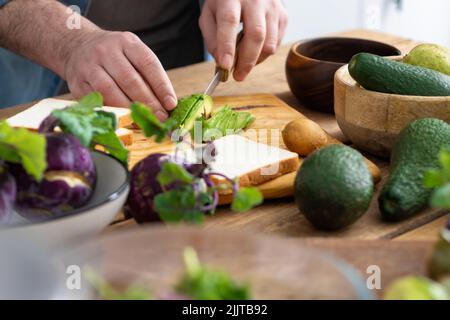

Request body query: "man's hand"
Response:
[64, 30, 177, 120]
[200, 0, 288, 81]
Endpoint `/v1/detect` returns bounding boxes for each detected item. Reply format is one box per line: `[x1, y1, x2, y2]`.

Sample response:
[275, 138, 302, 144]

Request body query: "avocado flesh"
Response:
[295, 145, 374, 231]
[169, 94, 213, 133]
[404, 44, 450, 76]
[379, 118, 450, 221]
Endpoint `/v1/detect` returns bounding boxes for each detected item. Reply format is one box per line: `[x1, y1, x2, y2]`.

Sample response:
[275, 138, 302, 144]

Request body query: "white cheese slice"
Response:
[7, 98, 131, 130]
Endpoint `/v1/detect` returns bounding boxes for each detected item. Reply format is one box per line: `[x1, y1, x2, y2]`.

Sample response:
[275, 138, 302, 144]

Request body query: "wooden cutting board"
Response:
[129, 94, 305, 201]
[119, 94, 448, 239]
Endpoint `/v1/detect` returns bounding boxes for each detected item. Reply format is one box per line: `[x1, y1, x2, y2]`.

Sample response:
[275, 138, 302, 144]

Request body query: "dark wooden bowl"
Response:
[286, 37, 401, 114]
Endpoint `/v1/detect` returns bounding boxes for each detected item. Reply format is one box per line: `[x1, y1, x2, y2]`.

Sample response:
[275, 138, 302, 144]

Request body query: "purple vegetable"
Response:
[124, 153, 166, 223]
[10, 133, 96, 220]
[0, 170, 17, 223]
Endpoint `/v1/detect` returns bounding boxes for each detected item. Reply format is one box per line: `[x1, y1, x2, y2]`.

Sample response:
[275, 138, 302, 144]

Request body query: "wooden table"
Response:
[1, 29, 448, 243]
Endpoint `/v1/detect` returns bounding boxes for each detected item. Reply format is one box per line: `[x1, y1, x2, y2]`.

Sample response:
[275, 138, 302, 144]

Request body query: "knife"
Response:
[204, 31, 244, 96]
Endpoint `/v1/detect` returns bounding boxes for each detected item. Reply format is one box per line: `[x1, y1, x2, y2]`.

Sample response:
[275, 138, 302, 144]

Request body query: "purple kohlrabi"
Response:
[123, 153, 167, 223]
[10, 133, 97, 220]
[0, 170, 17, 224]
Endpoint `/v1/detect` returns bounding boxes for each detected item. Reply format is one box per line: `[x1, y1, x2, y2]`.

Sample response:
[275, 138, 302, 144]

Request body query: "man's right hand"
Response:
[64, 30, 177, 120]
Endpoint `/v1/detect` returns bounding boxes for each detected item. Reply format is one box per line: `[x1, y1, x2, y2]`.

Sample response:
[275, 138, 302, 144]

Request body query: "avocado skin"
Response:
[349, 53, 450, 96]
[379, 118, 450, 221]
[295, 145, 374, 231]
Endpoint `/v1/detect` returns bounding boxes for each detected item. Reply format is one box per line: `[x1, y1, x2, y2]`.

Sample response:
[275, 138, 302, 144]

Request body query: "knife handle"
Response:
[215, 30, 244, 82]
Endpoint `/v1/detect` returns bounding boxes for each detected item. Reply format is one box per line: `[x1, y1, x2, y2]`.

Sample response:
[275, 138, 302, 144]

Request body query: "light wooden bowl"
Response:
[334, 64, 450, 158]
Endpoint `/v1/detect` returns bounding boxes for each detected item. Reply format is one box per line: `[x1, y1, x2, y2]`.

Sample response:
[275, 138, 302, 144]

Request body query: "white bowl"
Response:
[0, 151, 130, 250]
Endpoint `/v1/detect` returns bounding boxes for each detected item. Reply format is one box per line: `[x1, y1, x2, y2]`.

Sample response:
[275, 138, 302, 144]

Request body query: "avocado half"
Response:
[169, 94, 213, 134]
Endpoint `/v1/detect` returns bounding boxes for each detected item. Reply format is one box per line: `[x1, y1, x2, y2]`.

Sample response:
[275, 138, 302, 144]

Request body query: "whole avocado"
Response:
[295, 145, 374, 231]
[404, 44, 450, 76]
[379, 118, 450, 221]
[349, 53, 450, 96]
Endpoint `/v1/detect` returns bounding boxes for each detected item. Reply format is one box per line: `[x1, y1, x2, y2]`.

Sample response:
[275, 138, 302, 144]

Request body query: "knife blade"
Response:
[203, 31, 244, 96]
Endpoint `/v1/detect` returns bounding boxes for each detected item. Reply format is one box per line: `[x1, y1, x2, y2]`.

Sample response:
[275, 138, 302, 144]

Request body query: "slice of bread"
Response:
[208, 135, 300, 188]
[7, 98, 134, 146]
[7, 98, 132, 129]
[116, 128, 134, 146]
[179, 135, 300, 194]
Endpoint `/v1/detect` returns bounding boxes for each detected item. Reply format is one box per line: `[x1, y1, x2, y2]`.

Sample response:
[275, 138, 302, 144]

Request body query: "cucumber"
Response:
[348, 53, 450, 96]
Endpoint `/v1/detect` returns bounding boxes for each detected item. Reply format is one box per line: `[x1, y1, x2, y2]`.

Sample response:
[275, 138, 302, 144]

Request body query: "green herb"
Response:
[424, 148, 450, 209]
[176, 247, 251, 300]
[131, 102, 177, 142]
[84, 266, 152, 300]
[231, 187, 264, 212]
[0, 121, 47, 181]
[50, 92, 128, 165]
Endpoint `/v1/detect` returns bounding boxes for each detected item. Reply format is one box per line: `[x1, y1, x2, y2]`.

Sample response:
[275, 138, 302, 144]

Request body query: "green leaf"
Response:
[84, 266, 152, 300]
[424, 169, 446, 188]
[131, 102, 176, 142]
[439, 149, 450, 179]
[51, 93, 127, 165]
[0, 121, 47, 181]
[78, 91, 103, 109]
[91, 131, 129, 166]
[231, 187, 263, 213]
[156, 162, 194, 187]
[52, 109, 95, 146]
[176, 247, 251, 300]
[430, 184, 450, 210]
[153, 188, 204, 223]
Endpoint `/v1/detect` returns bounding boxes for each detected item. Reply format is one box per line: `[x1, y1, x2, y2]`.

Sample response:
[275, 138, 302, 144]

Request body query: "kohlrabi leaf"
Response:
[157, 162, 194, 187]
[84, 266, 152, 300]
[0, 121, 47, 181]
[231, 187, 263, 213]
[425, 148, 450, 209]
[131, 102, 177, 142]
[430, 183, 450, 210]
[153, 188, 204, 224]
[176, 247, 251, 300]
[91, 131, 129, 166]
[49, 92, 128, 165]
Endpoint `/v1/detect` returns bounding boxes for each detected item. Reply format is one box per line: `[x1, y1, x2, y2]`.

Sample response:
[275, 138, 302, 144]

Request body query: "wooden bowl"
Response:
[334, 64, 450, 158]
[286, 37, 401, 113]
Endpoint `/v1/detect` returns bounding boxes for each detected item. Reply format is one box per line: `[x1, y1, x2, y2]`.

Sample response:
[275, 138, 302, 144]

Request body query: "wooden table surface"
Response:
[1, 29, 448, 243]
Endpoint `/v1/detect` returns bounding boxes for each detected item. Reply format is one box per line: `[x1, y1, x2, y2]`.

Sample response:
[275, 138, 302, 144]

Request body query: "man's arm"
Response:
[0, 0, 176, 118]
[0, 0, 95, 77]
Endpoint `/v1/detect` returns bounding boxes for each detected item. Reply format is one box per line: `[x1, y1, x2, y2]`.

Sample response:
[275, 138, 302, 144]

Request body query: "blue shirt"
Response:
[0, 0, 90, 108]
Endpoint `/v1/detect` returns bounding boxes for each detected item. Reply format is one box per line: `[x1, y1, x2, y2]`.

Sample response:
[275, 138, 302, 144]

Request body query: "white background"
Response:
[282, 0, 450, 46]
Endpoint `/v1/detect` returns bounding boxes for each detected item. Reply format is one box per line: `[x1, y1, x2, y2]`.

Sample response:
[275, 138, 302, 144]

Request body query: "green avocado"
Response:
[404, 44, 450, 76]
[379, 118, 450, 221]
[348, 53, 450, 96]
[294, 145, 374, 231]
[169, 94, 213, 134]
